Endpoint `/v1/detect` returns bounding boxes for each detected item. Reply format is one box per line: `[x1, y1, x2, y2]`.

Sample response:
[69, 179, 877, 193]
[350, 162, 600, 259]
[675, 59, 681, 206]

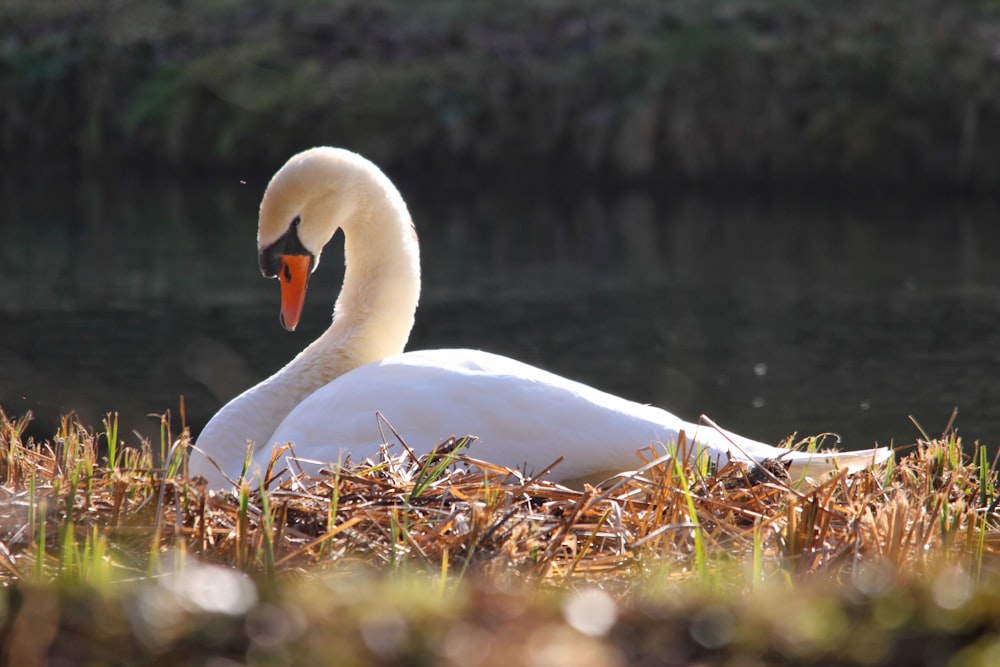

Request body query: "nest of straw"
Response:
[0, 409, 997, 586]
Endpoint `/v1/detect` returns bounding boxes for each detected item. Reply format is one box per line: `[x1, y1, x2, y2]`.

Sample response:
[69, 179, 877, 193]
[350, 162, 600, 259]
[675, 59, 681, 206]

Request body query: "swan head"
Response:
[257, 147, 367, 331]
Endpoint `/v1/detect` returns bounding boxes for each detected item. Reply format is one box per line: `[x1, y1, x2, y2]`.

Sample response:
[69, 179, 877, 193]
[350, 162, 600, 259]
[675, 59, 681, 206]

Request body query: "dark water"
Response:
[2, 174, 999, 456]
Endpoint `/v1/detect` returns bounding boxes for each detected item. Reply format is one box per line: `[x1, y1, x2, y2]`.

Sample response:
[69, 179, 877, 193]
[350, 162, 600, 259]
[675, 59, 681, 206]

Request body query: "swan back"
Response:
[261, 349, 891, 484]
[262, 349, 726, 481]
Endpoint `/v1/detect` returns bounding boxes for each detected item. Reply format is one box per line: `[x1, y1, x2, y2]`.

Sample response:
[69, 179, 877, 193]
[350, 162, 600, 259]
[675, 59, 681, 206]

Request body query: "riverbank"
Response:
[4, 0, 1000, 187]
[0, 410, 998, 664]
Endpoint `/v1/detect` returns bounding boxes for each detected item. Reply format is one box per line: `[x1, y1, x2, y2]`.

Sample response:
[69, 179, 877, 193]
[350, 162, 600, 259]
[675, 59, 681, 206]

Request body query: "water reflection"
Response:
[2, 174, 999, 456]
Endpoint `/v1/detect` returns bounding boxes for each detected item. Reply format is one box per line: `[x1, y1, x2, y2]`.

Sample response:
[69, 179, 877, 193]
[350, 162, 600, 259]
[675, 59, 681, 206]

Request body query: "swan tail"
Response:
[778, 446, 893, 478]
[685, 422, 892, 479]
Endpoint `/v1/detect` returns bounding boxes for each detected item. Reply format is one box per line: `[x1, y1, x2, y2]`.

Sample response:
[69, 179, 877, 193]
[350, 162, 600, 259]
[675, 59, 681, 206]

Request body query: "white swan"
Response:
[191, 147, 892, 487]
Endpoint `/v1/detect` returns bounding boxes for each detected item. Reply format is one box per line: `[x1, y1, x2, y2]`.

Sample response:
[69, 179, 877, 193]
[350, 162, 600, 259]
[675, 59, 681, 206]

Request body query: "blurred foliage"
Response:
[3, 0, 1000, 184]
[3, 570, 1000, 666]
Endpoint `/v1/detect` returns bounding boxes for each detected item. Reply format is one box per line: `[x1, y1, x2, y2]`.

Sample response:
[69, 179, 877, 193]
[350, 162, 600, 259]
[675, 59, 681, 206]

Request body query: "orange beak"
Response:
[278, 254, 312, 331]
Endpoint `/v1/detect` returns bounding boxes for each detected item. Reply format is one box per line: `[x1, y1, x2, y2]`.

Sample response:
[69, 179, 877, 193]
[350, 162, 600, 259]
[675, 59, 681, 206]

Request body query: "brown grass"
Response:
[0, 408, 996, 589]
[1, 408, 1000, 665]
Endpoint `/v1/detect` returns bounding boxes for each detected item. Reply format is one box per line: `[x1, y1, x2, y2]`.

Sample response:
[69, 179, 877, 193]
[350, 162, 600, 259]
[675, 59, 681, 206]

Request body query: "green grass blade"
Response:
[752, 520, 763, 591]
[410, 437, 469, 500]
[104, 412, 120, 470]
[258, 477, 276, 578]
[671, 453, 706, 586]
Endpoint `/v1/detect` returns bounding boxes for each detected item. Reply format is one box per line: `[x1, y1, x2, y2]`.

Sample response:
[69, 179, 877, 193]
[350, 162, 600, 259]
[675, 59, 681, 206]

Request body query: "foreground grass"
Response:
[0, 409, 998, 665]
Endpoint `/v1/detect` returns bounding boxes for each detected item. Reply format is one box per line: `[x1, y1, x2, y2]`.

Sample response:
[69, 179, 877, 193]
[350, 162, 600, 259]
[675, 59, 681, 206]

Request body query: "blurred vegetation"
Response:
[5, 572, 1000, 666]
[3, 0, 1000, 185]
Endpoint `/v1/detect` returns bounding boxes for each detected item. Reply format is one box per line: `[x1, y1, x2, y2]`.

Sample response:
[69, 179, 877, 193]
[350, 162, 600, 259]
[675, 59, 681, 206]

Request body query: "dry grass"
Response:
[2, 408, 1000, 664]
[0, 408, 996, 589]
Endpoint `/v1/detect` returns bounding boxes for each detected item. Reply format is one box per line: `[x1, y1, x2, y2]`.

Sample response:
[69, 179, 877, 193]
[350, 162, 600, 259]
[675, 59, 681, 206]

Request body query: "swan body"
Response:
[191, 147, 892, 487]
[262, 348, 890, 482]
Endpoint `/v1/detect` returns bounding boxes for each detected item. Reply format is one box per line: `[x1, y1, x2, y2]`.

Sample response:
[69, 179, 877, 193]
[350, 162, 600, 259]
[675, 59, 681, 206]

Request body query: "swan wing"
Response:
[260, 349, 862, 482]
[260, 349, 699, 480]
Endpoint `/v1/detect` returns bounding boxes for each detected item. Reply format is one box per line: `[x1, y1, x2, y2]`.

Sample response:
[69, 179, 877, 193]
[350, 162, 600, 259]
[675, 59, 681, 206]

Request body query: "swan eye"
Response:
[260, 217, 312, 278]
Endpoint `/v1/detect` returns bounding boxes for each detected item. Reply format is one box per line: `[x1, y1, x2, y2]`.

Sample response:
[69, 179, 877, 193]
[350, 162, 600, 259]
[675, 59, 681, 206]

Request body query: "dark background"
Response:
[2, 0, 1000, 454]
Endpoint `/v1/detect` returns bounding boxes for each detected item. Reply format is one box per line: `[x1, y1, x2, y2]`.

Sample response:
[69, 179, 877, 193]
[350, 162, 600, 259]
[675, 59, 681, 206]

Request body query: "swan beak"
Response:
[278, 254, 312, 331]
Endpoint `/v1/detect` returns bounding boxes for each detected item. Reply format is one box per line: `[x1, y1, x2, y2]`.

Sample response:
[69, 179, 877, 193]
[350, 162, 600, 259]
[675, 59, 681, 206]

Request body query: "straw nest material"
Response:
[1, 408, 997, 586]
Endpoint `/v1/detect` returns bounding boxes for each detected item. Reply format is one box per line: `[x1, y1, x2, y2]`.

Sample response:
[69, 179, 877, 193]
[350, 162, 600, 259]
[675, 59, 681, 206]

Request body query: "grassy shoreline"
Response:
[0, 409, 998, 663]
[5, 0, 1000, 187]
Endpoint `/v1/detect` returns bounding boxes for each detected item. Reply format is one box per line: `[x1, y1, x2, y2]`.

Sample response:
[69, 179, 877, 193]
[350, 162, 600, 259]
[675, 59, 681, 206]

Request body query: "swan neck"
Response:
[289, 163, 421, 398]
